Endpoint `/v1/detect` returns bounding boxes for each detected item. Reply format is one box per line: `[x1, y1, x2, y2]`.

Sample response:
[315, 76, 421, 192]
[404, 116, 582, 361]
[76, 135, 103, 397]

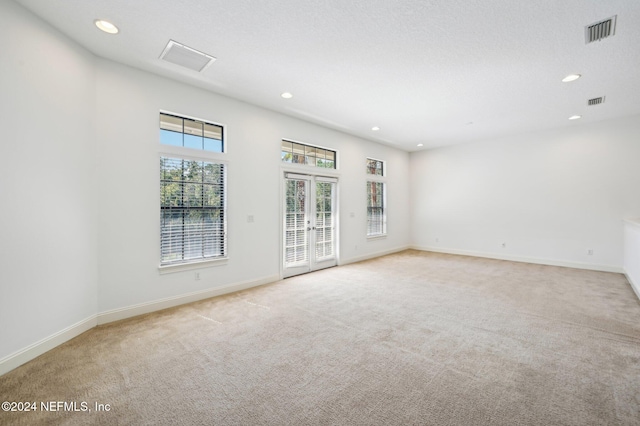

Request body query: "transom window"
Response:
[281, 140, 336, 169]
[160, 112, 224, 152]
[366, 158, 384, 176]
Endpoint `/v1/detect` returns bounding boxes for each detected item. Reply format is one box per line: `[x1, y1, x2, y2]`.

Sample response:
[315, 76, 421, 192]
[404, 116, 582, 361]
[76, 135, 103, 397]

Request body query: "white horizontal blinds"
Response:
[281, 140, 336, 169]
[285, 179, 308, 265]
[160, 113, 223, 152]
[366, 158, 383, 176]
[160, 157, 225, 265]
[367, 181, 384, 236]
[315, 181, 335, 259]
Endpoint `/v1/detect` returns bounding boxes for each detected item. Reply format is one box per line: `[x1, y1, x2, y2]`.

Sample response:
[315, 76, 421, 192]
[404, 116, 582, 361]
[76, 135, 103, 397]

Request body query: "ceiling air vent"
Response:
[587, 96, 605, 106]
[159, 40, 216, 72]
[585, 16, 616, 44]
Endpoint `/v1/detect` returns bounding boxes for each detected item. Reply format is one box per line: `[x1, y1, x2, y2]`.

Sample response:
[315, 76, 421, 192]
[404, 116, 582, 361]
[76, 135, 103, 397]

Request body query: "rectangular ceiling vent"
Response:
[585, 16, 616, 44]
[587, 96, 605, 106]
[159, 40, 216, 72]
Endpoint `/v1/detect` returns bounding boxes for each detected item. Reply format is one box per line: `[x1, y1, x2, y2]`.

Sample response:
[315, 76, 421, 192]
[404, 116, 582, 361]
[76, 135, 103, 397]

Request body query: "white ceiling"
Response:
[16, 0, 640, 151]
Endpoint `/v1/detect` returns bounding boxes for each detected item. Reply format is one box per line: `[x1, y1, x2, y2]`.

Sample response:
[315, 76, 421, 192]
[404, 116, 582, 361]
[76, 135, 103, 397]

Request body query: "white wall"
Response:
[624, 220, 640, 298]
[11, 0, 639, 374]
[0, 0, 410, 373]
[410, 115, 640, 272]
[0, 1, 98, 363]
[94, 60, 411, 315]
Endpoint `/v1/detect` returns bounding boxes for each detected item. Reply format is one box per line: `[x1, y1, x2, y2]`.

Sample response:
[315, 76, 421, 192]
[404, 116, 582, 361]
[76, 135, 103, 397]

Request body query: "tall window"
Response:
[367, 181, 385, 236]
[366, 157, 386, 236]
[281, 140, 336, 169]
[160, 158, 226, 265]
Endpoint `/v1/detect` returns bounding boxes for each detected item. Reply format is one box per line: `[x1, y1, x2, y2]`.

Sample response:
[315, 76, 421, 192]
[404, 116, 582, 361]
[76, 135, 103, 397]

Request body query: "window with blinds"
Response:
[367, 181, 385, 236]
[160, 157, 226, 265]
[284, 179, 308, 264]
[315, 181, 334, 259]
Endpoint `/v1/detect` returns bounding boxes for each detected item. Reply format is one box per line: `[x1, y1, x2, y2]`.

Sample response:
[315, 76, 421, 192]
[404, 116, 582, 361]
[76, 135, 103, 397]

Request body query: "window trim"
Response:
[159, 147, 227, 164]
[158, 256, 228, 274]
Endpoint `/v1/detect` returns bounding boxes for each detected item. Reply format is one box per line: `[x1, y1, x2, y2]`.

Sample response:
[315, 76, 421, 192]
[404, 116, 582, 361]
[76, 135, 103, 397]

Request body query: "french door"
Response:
[283, 173, 337, 278]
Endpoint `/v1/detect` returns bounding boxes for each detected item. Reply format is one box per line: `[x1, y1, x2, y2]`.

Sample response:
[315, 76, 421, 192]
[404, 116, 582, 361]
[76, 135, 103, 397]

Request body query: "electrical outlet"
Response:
[247, 215, 254, 223]
[354, 245, 358, 251]
[195, 272, 201, 280]
[501, 242, 506, 248]
[587, 249, 594, 255]
[435, 238, 439, 243]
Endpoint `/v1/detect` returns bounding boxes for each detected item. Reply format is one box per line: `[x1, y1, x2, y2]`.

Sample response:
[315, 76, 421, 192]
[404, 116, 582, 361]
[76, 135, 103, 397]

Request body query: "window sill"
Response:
[367, 234, 387, 241]
[158, 257, 228, 274]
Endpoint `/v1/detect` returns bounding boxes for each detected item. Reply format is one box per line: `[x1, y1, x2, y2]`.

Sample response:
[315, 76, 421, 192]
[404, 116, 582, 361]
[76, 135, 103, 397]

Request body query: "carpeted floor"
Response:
[1, 250, 639, 425]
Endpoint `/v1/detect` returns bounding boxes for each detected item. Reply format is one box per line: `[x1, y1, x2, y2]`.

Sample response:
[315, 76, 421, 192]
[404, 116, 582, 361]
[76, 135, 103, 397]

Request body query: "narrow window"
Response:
[366, 181, 386, 236]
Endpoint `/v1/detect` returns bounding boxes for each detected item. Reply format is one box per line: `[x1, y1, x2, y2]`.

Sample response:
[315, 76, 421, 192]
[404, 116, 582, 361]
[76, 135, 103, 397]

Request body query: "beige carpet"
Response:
[1, 250, 639, 425]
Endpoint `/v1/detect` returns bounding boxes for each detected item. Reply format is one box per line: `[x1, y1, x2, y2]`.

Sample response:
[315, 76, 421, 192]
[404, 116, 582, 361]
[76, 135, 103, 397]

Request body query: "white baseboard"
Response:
[0, 275, 280, 377]
[411, 245, 624, 274]
[0, 315, 97, 376]
[97, 275, 280, 325]
[624, 270, 640, 302]
[340, 245, 410, 266]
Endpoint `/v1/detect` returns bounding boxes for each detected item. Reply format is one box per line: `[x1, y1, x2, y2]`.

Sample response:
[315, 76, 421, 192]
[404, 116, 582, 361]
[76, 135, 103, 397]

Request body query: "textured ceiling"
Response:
[15, 0, 640, 151]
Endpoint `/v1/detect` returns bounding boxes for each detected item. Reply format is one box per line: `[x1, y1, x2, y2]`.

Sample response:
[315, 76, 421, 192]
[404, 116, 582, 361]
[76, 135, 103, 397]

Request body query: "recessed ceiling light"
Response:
[562, 74, 581, 83]
[94, 19, 119, 34]
[371, 126, 380, 131]
[569, 115, 582, 120]
[281, 92, 293, 99]
[417, 144, 424, 147]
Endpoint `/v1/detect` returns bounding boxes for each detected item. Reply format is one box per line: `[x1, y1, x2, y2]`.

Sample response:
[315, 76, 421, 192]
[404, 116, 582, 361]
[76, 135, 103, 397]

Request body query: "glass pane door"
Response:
[284, 178, 310, 277]
[283, 174, 337, 278]
[315, 181, 335, 263]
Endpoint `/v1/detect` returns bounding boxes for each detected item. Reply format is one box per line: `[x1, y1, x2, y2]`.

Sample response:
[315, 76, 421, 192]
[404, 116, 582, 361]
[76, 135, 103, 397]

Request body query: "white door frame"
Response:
[281, 171, 339, 278]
